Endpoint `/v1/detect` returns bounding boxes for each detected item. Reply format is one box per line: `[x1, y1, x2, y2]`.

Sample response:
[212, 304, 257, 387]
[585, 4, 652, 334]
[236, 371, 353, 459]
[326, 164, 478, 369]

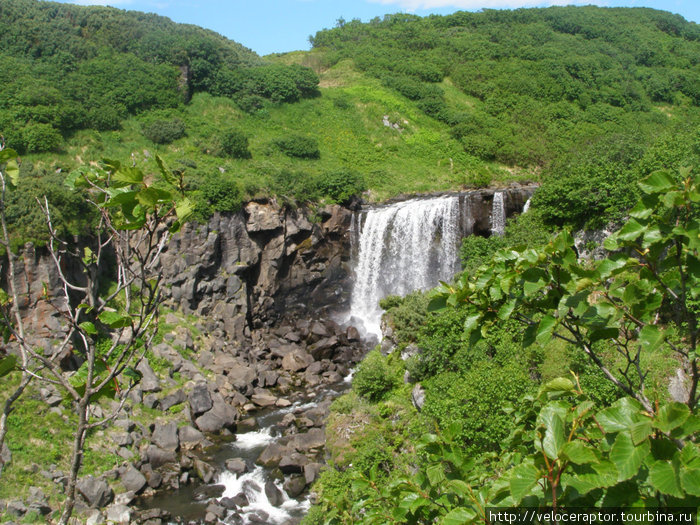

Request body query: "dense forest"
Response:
[1, 1, 700, 523]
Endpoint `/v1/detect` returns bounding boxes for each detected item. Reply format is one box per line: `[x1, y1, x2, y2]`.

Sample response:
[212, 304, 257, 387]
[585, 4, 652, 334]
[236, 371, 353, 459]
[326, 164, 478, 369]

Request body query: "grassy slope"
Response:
[25, 57, 533, 204]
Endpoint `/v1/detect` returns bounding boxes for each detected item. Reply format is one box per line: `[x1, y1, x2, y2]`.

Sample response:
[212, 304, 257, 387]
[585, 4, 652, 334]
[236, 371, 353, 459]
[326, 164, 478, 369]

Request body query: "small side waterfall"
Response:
[349, 195, 462, 338]
[522, 196, 532, 214]
[491, 191, 506, 236]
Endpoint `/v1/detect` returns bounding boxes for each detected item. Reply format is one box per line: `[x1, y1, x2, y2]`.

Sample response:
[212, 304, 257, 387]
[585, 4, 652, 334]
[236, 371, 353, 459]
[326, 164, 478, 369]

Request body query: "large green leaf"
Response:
[509, 463, 540, 503]
[596, 398, 642, 432]
[443, 508, 477, 525]
[5, 159, 19, 187]
[638, 170, 676, 194]
[560, 441, 598, 465]
[98, 311, 132, 329]
[0, 355, 18, 377]
[648, 459, 683, 497]
[630, 420, 653, 445]
[536, 315, 557, 345]
[639, 325, 664, 352]
[610, 432, 649, 481]
[680, 469, 700, 497]
[655, 402, 690, 433]
[542, 412, 565, 460]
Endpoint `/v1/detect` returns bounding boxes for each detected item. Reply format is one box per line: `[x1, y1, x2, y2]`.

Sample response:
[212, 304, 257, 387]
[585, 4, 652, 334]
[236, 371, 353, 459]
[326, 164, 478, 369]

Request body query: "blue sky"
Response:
[53, 0, 700, 56]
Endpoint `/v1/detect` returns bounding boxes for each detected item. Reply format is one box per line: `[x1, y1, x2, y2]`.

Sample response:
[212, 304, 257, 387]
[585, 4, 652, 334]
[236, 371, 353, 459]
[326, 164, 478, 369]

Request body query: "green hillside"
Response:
[2, 1, 700, 246]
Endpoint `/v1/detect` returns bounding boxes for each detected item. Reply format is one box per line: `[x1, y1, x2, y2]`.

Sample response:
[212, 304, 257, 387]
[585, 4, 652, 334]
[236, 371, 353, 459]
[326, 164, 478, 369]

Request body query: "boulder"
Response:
[279, 453, 309, 474]
[412, 383, 426, 411]
[136, 359, 161, 393]
[304, 462, 322, 485]
[77, 475, 114, 508]
[121, 466, 147, 494]
[264, 481, 283, 507]
[225, 458, 246, 475]
[194, 458, 217, 484]
[188, 383, 213, 416]
[291, 428, 326, 451]
[178, 426, 206, 449]
[105, 504, 131, 524]
[281, 349, 314, 373]
[284, 475, 307, 498]
[151, 422, 179, 451]
[159, 389, 186, 411]
[251, 392, 277, 407]
[257, 443, 293, 468]
[145, 445, 177, 469]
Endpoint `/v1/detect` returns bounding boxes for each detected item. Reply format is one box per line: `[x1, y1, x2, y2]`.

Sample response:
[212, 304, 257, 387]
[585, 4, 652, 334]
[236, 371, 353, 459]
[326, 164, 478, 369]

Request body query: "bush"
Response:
[142, 118, 186, 144]
[198, 174, 242, 213]
[353, 350, 396, 402]
[220, 129, 251, 159]
[422, 361, 534, 453]
[22, 123, 62, 153]
[237, 94, 265, 114]
[314, 169, 365, 203]
[273, 134, 320, 159]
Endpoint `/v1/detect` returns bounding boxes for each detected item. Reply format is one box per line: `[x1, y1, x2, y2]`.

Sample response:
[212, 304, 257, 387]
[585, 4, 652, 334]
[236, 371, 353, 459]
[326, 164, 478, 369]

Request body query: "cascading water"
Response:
[491, 191, 506, 236]
[349, 195, 463, 338]
[522, 196, 532, 214]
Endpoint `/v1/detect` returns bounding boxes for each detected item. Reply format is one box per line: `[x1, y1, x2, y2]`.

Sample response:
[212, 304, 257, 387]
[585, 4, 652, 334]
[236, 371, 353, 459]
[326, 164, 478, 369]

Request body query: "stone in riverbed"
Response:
[291, 428, 326, 451]
[279, 453, 309, 474]
[257, 443, 293, 468]
[194, 458, 217, 484]
[281, 349, 314, 373]
[264, 481, 283, 507]
[251, 392, 277, 407]
[159, 389, 185, 411]
[284, 475, 307, 498]
[225, 458, 247, 475]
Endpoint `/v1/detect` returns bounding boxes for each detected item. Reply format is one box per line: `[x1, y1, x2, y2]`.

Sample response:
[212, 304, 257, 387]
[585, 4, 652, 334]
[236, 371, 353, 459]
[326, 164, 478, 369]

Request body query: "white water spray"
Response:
[491, 191, 506, 236]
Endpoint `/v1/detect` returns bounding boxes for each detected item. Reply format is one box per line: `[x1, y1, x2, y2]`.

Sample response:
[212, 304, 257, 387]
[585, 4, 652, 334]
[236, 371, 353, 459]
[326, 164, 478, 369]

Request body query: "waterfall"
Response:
[522, 196, 532, 214]
[349, 195, 462, 338]
[491, 191, 506, 236]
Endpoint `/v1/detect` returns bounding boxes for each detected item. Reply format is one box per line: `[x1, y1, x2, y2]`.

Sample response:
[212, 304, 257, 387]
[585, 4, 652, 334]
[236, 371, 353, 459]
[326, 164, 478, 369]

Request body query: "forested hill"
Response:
[0, 0, 320, 152]
[311, 6, 700, 168]
[2, 2, 700, 248]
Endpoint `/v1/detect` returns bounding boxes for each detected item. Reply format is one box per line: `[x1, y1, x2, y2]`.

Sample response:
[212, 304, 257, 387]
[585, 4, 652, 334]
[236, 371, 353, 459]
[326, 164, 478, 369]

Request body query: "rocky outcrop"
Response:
[157, 200, 356, 344]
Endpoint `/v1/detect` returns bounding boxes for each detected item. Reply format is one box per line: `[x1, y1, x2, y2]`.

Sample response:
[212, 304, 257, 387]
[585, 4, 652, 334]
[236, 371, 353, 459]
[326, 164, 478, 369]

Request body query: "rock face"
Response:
[156, 200, 356, 343]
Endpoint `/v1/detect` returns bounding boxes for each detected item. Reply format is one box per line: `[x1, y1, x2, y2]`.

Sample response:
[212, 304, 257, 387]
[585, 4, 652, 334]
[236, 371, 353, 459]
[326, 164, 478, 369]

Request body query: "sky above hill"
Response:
[53, 0, 700, 56]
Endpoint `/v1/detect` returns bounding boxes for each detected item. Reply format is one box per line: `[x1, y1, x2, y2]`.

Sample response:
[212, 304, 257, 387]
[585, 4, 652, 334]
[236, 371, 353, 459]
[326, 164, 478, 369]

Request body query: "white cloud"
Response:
[369, 0, 606, 10]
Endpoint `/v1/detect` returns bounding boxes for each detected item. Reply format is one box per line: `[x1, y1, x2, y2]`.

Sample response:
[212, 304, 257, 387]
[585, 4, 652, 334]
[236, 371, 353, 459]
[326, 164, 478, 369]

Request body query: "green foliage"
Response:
[195, 173, 242, 214]
[423, 361, 534, 453]
[142, 118, 186, 145]
[352, 350, 397, 402]
[219, 129, 251, 159]
[460, 208, 552, 273]
[433, 167, 700, 413]
[314, 169, 365, 203]
[273, 134, 320, 159]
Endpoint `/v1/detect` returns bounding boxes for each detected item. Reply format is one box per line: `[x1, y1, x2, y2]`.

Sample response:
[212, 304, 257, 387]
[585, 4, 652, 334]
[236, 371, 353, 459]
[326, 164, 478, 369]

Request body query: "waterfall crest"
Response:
[349, 195, 462, 338]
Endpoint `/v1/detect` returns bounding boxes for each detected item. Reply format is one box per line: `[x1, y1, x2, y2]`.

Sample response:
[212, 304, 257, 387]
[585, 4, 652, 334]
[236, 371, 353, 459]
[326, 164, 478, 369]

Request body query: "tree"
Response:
[0, 143, 192, 523]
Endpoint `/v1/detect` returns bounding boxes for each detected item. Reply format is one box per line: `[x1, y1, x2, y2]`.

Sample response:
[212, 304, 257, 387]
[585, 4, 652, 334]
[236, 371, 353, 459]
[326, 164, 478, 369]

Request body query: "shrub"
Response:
[314, 169, 365, 203]
[220, 129, 251, 159]
[199, 174, 242, 213]
[422, 361, 534, 453]
[22, 123, 62, 153]
[142, 118, 186, 144]
[353, 350, 396, 402]
[273, 134, 320, 159]
[237, 94, 265, 114]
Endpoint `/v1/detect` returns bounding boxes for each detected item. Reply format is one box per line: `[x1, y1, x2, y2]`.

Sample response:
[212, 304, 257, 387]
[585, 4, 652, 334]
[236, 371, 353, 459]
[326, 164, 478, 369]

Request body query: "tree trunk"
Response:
[57, 393, 89, 525]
